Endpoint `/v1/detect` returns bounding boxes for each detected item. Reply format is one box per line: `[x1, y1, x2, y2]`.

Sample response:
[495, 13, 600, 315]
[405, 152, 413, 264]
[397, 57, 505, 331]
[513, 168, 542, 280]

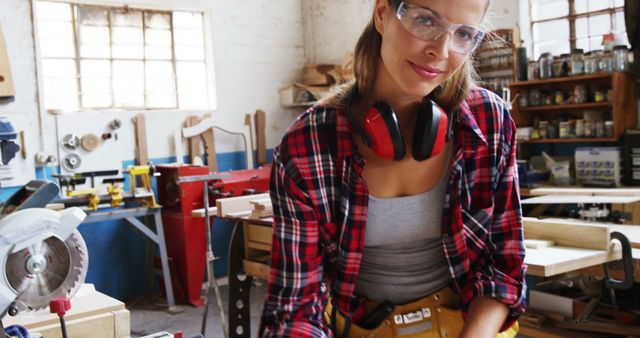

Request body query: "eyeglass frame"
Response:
[393, 1, 486, 54]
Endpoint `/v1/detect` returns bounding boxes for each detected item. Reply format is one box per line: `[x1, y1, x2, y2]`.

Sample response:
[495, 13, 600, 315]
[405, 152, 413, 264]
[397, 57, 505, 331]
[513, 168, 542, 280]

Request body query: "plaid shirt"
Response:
[260, 87, 527, 337]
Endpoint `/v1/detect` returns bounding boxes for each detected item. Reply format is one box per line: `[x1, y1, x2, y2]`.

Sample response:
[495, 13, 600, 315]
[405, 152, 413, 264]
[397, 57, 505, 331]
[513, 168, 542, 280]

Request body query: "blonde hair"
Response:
[344, 0, 489, 113]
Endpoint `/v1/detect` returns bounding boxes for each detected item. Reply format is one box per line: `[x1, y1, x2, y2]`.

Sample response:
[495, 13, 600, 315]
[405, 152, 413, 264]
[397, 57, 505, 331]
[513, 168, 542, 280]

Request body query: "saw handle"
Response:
[49, 297, 71, 338]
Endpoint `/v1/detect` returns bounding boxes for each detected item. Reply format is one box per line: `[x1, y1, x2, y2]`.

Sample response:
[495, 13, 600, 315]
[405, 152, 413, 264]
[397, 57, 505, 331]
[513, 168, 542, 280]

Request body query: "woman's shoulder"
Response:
[464, 86, 508, 113]
[276, 100, 346, 155]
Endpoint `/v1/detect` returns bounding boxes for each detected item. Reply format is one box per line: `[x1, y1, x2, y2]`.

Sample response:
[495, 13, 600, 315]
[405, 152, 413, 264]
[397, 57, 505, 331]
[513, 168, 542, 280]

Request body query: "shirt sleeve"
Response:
[259, 147, 330, 338]
[461, 104, 527, 332]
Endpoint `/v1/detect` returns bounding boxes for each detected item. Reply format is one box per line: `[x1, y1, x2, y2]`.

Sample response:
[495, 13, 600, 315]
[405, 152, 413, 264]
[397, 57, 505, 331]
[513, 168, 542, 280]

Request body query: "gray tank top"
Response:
[354, 169, 451, 304]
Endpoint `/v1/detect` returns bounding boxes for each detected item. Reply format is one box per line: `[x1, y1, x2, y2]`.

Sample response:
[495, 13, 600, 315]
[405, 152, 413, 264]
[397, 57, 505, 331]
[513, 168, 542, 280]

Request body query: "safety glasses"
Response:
[395, 1, 485, 54]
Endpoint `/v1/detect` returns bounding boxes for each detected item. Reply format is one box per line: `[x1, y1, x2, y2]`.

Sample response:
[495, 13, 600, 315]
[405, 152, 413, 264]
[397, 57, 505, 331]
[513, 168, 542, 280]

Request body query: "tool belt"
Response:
[324, 287, 518, 338]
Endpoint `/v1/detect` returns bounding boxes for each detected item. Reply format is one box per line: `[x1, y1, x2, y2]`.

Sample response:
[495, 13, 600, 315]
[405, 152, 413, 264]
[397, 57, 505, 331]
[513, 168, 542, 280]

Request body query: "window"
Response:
[530, 0, 627, 59]
[35, 1, 213, 111]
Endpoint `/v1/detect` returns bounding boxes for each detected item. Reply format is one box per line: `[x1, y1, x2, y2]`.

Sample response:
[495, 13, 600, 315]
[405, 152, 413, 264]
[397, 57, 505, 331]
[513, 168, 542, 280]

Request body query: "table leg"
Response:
[228, 221, 254, 338]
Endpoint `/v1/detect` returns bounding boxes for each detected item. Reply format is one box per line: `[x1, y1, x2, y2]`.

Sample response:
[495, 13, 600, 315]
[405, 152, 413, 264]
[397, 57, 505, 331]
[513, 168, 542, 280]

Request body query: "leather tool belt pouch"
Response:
[324, 287, 518, 338]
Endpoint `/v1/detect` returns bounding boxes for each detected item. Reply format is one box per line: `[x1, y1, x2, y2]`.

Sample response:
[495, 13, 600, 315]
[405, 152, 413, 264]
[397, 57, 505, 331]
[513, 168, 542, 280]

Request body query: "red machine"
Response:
[156, 164, 271, 306]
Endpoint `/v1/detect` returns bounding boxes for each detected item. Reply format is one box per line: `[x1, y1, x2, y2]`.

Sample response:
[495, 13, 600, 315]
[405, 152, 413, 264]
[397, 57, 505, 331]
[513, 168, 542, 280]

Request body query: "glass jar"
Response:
[604, 120, 614, 137]
[599, 52, 613, 72]
[539, 52, 554, 79]
[592, 50, 604, 72]
[529, 89, 542, 106]
[518, 93, 528, 107]
[560, 53, 571, 76]
[613, 45, 629, 72]
[584, 52, 598, 74]
[555, 91, 565, 105]
[584, 120, 595, 138]
[594, 90, 607, 103]
[595, 120, 605, 138]
[552, 56, 564, 77]
[575, 119, 585, 137]
[539, 121, 548, 138]
[571, 49, 585, 76]
[559, 121, 570, 138]
[547, 121, 558, 139]
[527, 61, 539, 80]
[574, 85, 587, 104]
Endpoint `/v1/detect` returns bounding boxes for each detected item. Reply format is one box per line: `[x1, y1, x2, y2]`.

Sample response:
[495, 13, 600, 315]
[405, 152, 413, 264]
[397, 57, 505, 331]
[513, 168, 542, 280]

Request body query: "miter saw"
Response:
[0, 181, 88, 337]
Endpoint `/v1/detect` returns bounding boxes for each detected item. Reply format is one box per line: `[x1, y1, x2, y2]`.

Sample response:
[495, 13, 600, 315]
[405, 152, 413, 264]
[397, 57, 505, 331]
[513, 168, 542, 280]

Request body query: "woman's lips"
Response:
[409, 61, 443, 80]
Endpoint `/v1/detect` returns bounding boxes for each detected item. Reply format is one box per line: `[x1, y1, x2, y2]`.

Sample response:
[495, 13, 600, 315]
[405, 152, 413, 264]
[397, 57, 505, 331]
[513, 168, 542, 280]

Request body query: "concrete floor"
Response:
[129, 280, 267, 338]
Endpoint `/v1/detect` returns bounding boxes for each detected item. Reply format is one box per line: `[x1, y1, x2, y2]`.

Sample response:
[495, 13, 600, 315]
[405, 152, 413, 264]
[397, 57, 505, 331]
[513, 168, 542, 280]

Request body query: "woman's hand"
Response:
[459, 297, 509, 338]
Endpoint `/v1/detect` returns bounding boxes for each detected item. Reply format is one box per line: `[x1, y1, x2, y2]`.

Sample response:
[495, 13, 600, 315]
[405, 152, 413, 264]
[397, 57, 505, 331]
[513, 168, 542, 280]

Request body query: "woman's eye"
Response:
[414, 14, 435, 27]
[455, 29, 473, 41]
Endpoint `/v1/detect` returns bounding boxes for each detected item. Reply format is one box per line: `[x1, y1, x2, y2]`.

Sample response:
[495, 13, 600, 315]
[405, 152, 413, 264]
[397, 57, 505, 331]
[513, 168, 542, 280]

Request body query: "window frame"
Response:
[33, 0, 217, 112]
[529, 0, 625, 59]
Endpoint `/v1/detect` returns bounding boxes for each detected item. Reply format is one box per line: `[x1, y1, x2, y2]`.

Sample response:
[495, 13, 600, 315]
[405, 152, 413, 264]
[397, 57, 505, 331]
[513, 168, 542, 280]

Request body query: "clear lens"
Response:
[396, 2, 484, 53]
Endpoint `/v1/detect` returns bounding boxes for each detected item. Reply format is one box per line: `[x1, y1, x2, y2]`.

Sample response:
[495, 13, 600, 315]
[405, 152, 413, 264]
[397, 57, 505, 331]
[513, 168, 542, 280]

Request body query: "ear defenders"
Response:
[345, 85, 451, 161]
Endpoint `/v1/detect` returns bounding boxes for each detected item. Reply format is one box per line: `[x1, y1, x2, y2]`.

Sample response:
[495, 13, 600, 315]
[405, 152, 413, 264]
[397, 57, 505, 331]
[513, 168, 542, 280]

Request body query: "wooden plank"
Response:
[201, 113, 218, 172]
[246, 223, 272, 245]
[254, 109, 267, 164]
[524, 245, 622, 277]
[521, 195, 640, 204]
[133, 113, 148, 165]
[185, 116, 202, 165]
[525, 239, 555, 249]
[246, 240, 271, 252]
[113, 309, 130, 337]
[529, 187, 640, 196]
[612, 201, 640, 225]
[523, 217, 611, 250]
[0, 23, 15, 98]
[216, 193, 270, 217]
[191, 206, 217, 218]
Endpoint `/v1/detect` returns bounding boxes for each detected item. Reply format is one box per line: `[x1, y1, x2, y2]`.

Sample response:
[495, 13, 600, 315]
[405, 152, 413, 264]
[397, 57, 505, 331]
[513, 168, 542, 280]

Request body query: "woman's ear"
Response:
[373, 0, 388, 34]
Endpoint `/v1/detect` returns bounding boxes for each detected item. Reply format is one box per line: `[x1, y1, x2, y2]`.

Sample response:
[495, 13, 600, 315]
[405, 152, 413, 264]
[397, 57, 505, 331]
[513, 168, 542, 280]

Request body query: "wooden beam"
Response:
[201, 113, 218, 172]
[216, 193, 270, 217]
[523, 217, 611, 250]
[529, 187, 640, 196]
[133, 113, 148, 165]
[185, 116, 202, 166]
[525, 244, 622, 277]
[0, 23, 15, 98]
[254, 109, 267, 164]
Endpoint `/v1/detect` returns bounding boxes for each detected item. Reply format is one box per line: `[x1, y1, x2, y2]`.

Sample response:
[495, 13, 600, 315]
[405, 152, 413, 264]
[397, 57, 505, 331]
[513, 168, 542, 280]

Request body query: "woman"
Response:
[260, 0, 526, 337]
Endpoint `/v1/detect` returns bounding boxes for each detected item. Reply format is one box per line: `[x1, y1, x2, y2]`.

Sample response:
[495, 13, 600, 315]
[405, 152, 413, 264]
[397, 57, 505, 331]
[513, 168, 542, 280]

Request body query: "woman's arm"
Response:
[259, 148, 329, 338]
[460, 297, 509, 338]
[459, 95, 527, 333]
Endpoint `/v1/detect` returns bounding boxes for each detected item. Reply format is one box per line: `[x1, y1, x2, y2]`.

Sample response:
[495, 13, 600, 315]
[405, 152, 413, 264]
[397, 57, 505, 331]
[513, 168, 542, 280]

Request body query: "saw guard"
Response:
[0, 207, 87, 313]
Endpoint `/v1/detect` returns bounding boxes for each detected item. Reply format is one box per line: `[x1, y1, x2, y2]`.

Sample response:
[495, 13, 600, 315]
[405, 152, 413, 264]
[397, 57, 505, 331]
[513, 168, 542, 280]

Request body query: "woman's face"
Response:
[374, 0, 487, 101]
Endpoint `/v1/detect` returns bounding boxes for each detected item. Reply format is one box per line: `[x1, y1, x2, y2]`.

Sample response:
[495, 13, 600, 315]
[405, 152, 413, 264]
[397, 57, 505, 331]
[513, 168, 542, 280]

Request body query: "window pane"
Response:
[112, 12, 144, 59]
[533, 19, 569, 42]
[145, 12, 171, 29]
[41, 59, 76, 78]
[36, 1, 72, 21]
[146, 61, 175, 108]
[111, 9, 142, 27]
[534, 40, 570, 59]
[531, 0, 568, 21]
[173, 28, 204, 46]
[614, 10, 626, 33]
[114, 93, 144, 107]
[173, 12, 203, 29]
[43, 77, 77, 97]
[145, 29, 172, 60]
[80, 26, 110, 58]
[81, 60, 110, 77]
[113, 60, 144, 106]
[77, 6, 108, 26]
[177, 61, 208, 109]
[82, 93, 112, 108]
[37, 21, 74, 41]
[175, 45, 205, 61]
[39, 39, 76, 58]
[589, 14, 612, 36]
[44, 95, 78, 111]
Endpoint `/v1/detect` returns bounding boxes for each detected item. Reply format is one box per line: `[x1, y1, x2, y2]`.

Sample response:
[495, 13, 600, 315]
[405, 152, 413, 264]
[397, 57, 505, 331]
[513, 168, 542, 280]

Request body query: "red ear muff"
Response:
[362, 102, 406, 161]
[412, 100, 449, 161]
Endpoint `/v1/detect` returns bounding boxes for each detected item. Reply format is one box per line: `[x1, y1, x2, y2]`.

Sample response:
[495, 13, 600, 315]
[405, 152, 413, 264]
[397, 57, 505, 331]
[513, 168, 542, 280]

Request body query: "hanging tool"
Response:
[0, 118, 19, 165]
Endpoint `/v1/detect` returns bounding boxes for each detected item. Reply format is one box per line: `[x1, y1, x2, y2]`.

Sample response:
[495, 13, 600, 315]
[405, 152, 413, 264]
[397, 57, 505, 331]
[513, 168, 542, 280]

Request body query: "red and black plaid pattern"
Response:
[259, 87, 526, 337]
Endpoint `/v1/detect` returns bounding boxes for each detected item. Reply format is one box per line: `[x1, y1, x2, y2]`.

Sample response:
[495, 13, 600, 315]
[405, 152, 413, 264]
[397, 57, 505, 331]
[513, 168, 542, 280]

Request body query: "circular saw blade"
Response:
[5, 230, 88, 312]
